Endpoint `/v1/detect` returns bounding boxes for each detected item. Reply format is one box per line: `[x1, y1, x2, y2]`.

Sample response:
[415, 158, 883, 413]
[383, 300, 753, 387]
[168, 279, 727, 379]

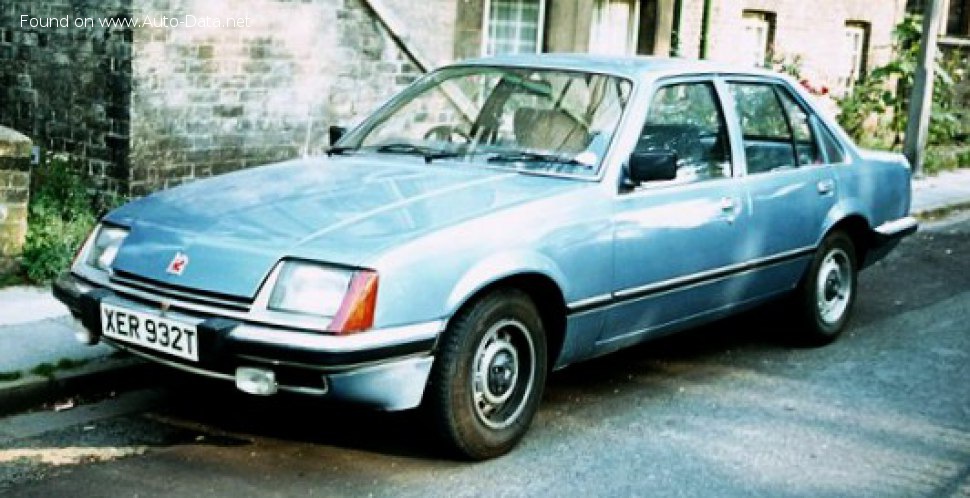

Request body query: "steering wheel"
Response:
[423, 125, 471, 144]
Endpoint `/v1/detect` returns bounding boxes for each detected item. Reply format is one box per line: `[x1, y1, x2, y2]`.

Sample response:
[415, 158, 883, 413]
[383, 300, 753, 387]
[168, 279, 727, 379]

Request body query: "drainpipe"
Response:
[670, 0, 683, 56]
[699, 0, 713, 59]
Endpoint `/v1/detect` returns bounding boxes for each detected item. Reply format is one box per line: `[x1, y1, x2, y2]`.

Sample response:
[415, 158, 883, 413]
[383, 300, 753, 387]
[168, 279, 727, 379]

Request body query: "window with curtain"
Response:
[844, 22, 870, 88]
[740, 11, 775, 68]
[483, 0, 544, 56]
[589, 0, 641, 56]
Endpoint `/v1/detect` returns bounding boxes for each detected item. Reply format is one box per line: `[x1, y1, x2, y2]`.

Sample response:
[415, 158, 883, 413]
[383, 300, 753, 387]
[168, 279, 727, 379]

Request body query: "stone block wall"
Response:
[695, 0, 906, 94]
[0, 0, 133, 194]
[0, 127, 32, 263]
[1, 0, 451, 197]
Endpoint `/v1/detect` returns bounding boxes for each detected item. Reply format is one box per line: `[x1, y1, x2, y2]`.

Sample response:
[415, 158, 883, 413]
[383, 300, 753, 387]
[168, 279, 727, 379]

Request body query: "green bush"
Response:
[959, 149, 970, 167]
[923, 148, 959, 175]
[837, 15, 966, 148]
[20, 156, 100, 284]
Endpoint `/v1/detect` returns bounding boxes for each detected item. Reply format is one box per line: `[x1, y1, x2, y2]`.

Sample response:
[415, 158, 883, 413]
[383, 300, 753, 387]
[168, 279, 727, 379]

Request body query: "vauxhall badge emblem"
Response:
[166, 251, 189, 275]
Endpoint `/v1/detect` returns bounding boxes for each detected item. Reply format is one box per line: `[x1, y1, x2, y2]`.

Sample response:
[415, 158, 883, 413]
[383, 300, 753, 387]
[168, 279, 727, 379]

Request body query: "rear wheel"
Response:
[426, 289, 547, 460]
[794, 231, 858, 345]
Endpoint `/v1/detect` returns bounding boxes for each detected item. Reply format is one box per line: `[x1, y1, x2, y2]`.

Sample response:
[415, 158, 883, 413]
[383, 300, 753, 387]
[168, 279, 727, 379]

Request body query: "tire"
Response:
[426, 288, 548, 460]
[794, 231, 858, 346]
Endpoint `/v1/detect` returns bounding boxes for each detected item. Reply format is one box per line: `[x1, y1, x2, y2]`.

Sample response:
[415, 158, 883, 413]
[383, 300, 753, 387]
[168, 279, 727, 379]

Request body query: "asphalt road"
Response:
[2, 214, 969, 497]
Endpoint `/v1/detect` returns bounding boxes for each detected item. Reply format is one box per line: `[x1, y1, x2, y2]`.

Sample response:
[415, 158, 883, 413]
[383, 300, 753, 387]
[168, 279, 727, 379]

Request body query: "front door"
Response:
[603, 79, 749, 349]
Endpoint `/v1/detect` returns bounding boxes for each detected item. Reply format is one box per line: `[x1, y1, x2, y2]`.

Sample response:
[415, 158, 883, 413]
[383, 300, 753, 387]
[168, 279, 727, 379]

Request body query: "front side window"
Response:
[635, 82, 731, 183]
[729, 82, 825, 174]
[484, 0, 544, 56]
[345, 66, 632, 177]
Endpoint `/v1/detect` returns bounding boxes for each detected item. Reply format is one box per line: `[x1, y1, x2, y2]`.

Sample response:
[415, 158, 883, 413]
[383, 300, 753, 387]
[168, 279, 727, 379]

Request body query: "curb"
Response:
[0, 356, 153, 416]
[913, 200, 970, 222]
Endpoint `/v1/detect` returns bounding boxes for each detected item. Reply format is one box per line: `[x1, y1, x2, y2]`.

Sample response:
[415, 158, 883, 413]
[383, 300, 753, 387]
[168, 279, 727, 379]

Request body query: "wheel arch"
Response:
[447, 272, 567, 371]
[823, 214, 873, 266]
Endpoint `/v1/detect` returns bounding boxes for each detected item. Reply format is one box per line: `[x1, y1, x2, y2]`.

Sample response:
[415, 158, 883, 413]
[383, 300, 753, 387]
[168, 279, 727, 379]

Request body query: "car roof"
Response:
[456, 53, 781, 81]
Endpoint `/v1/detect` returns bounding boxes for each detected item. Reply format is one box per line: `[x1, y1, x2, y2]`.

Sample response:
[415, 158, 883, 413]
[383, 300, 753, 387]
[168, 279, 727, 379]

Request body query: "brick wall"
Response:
[0, 0, 133, 193]
[0, 127, 31, 265]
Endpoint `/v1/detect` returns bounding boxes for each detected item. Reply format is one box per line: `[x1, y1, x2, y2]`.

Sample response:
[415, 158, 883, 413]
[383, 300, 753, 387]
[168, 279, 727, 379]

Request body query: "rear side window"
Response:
[775, 89, 820, 165]
[816, 122, 847, 164]
[728, 82, 826, 174]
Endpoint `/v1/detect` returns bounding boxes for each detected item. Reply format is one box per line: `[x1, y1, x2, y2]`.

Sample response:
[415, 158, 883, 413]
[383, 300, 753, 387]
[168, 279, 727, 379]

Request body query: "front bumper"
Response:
[54, 272, 441, 411]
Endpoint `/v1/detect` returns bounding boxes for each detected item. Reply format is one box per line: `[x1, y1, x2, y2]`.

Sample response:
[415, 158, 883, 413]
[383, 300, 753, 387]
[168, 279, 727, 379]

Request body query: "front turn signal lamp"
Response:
[267, 260, 378, 334]
[328, 271, 379, 334]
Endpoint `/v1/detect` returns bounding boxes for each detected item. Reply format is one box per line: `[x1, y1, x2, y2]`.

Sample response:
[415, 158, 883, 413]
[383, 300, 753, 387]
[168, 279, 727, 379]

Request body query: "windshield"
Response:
[343, 66, 633, 177]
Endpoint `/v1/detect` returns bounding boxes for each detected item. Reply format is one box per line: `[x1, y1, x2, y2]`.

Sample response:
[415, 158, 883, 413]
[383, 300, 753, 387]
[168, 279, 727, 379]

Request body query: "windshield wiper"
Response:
[373, 143, 463, 164]
[326, 145, 358, 157]
[486, 151, 589, 167]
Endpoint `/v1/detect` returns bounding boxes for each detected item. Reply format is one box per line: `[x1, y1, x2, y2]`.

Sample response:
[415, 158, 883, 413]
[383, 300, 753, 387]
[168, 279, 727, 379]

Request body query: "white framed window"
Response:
[844, 22, 869, 88]
[589, 0, 641, 56]
[947, 0, 969, 37]
[741, 11, 773, 68]
[482, 0, 546, 56]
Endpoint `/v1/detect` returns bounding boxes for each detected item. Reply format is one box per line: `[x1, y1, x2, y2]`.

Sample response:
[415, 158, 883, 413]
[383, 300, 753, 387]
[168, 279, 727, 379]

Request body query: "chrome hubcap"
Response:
[471, 319, 535, 429]
[816, 248, 852, 324]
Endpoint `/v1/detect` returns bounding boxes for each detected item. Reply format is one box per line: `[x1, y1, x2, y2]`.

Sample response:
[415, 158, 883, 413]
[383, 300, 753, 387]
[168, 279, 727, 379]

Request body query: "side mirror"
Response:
[328, 125, 348, 146]
[628, 151, 678, 184]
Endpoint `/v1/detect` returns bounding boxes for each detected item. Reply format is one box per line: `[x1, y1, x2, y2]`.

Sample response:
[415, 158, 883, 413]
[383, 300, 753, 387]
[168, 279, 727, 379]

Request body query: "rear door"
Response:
[725, 79, 838, 297]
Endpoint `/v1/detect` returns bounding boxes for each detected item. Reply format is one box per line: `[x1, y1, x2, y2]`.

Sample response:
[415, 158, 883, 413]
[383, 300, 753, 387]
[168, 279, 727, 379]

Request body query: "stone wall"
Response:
[0, 127, 32, 266]
[0, 0, 133, 193]
[126, 0, 433, 195]
[2, 0, 449, 197]
[693, 0, 906, 94]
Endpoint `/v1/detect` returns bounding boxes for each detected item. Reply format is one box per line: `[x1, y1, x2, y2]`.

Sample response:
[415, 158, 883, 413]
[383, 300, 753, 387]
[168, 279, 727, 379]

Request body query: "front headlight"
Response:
[269, 262, 354, 317]
[267, 261, 379, 334]
[83, 225, 129, 272]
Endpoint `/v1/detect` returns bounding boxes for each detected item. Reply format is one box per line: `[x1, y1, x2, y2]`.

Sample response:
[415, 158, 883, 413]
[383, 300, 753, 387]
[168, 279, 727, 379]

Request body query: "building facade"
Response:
[0, 0, 918, 196]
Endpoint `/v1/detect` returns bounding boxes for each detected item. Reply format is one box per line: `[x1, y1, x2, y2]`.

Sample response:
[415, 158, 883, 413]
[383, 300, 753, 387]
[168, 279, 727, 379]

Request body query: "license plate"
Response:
[100, 303, 199, 362]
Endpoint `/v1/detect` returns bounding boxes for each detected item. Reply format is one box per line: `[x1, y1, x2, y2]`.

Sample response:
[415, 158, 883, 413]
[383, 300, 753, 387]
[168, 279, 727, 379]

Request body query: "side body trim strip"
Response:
[567, 246, 816, 314]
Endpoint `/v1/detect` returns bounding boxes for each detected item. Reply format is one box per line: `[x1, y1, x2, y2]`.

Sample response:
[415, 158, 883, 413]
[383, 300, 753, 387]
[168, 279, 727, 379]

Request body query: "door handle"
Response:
[719, 196, 738, 224]
[817, 179, 835, 195]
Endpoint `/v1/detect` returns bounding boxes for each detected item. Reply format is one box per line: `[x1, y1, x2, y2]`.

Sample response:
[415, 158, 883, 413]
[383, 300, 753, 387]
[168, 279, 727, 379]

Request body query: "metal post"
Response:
[699, 0, 713, 59]
[904, 0, 944, 177]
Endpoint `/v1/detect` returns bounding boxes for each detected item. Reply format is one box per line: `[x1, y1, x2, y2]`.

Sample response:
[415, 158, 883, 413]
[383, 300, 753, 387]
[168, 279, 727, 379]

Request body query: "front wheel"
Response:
[426, 289, 547, 460]
[794, 231, 858, 346]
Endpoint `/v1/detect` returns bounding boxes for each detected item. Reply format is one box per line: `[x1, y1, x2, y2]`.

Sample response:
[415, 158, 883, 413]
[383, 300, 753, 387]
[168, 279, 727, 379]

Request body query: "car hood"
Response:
[107, 155, 584, 299]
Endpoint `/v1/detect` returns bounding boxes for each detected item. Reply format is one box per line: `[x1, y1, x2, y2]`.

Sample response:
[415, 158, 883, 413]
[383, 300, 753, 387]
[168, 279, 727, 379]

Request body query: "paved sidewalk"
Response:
[1, 167, 969, 410]
[0, 287, 112, 372]
[911, 168, 970, 215]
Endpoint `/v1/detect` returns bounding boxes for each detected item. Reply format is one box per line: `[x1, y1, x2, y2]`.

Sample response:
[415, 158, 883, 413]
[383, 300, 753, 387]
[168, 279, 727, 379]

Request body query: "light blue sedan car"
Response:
[55, 54, 916, 459]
